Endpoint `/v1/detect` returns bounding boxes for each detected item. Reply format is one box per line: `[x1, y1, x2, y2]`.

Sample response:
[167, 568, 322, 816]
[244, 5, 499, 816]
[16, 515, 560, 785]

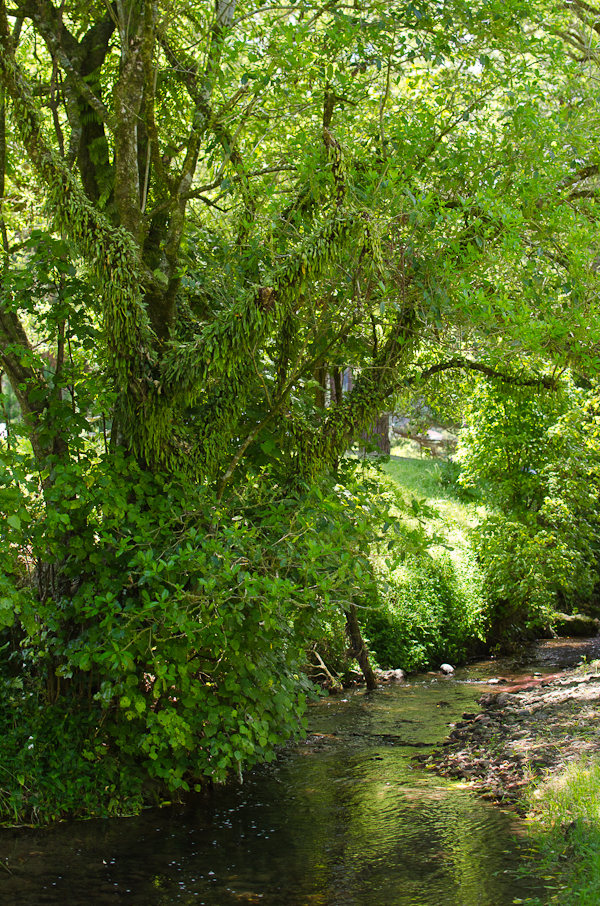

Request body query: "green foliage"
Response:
[458, 381, 564, 513]
[0, 448, 396, 821]
[0, 676, 146, 824]
[430, 459, 481, 501]
[4, 0, 600, 826]
[458, 380, 600, 639]
[365, 550, 486, 672]
[4, 0, 600, 482]
[0, 42, 153, 401]
[362, 457, 486, 672]
[526, 756, 600, 906]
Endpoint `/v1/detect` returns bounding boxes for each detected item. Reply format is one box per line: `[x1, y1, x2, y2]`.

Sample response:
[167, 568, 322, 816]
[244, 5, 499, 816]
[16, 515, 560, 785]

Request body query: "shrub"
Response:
[363, 547, 486, 672]
[0, 675, 147, 823]
[457, 379, 600, 641]
[0, 450, 395, 821]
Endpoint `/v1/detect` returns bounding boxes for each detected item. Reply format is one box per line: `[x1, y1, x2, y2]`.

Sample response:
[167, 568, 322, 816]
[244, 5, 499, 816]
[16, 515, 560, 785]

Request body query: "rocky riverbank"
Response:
[415, 661, 600, 813]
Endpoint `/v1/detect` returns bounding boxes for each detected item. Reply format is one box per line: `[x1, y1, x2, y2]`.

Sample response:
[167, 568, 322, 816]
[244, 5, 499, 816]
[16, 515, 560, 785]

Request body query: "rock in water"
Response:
[376, 668, 405, 682]
[440, 663, 455, 675]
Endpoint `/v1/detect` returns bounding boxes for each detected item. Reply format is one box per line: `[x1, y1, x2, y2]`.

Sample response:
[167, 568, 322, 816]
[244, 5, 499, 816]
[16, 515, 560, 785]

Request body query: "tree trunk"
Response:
[314, 362, 326, 408]
[330, 367, 342, 404]
[361, 413, 391, 455]
[345, 602, 378, 690]
[373, 413, 390, 454]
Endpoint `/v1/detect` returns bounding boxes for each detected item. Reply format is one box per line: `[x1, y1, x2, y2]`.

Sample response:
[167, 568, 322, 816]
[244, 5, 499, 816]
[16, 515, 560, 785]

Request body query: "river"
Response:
[4, 639, 591, 905]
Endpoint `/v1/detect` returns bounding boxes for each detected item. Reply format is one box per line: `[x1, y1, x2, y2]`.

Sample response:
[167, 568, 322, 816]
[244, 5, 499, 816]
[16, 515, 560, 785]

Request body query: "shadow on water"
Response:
[0, 641, 582, 906]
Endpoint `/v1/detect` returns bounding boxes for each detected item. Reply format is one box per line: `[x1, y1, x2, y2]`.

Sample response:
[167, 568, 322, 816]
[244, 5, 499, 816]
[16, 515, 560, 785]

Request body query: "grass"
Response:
[384, 446, 480, 504]
[519, 758, 600, 905]
[384, 448, 457, 498]
[516, 660, 600, 904]
[382, 449, 483, 571]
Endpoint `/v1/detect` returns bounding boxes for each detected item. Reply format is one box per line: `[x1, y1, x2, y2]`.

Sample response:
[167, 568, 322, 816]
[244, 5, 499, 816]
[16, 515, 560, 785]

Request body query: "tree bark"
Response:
[365, 413, 390, 454]
[329, 368, 343, 405]
[376, 413, 391, 453]
[314, 362, 326, 408]
[345, 603, 378, 691]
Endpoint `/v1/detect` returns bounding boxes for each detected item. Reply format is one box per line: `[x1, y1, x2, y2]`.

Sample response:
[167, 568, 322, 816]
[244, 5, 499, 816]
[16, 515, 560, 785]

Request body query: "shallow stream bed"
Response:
[3, 639, 590, 906]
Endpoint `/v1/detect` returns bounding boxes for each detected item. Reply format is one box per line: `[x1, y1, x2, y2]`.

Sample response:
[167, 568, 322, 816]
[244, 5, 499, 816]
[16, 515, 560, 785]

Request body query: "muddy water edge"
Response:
[1, 640, 590, 906]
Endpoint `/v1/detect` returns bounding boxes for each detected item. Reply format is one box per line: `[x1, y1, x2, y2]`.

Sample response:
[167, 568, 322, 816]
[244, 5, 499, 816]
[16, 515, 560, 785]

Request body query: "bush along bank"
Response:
[415, 660, 600, 905]
[363, 548, 487, 674]
[1, 454, 444, 825]
[360, 457, 488, 675]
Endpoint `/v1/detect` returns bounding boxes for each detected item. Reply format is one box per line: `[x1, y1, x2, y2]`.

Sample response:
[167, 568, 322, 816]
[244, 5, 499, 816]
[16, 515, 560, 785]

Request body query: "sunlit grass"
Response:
[382, 453, 483, 538]
[523, 759, 600, 905]
[384, 450, 451, 498]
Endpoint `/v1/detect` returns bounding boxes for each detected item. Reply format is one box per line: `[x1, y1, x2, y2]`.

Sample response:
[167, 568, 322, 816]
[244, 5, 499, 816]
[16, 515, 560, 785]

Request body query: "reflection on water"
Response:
[0, 645, 570, 906]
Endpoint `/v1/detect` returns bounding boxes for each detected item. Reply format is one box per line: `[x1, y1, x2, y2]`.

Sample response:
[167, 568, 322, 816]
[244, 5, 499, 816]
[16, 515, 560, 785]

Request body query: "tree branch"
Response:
[216, 311, 359, 497]
[0, 302, 54, 460]
[142, 1, 240, 337]
[14, 0, 116, 130]
[557, 163, 600, 191]
[410, 357, 558, 390]
[184, 164, 297, 200]
[291, 304, 419, 479]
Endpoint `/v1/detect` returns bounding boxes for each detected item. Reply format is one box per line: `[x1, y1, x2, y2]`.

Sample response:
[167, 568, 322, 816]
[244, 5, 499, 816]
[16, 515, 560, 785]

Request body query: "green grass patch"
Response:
[522, 757, 600, 905]
[384, 453, 481, 510]
[384, 453, 453, 499]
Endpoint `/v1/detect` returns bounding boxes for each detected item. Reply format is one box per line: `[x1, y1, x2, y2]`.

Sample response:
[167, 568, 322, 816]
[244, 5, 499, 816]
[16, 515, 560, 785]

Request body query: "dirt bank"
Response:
[415, 662, 600, 813]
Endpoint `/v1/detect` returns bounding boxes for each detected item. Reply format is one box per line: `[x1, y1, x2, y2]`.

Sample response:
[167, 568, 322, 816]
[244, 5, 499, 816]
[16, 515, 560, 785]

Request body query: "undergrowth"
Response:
[0, 676, 147, 824]
[0, 452, 404, 824]
[521, 756, 600, 906]
[361, 454, 487, 672]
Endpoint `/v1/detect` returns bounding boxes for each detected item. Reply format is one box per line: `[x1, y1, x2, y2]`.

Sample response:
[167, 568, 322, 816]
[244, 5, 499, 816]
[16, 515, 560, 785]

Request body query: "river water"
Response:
[4, 636, 595, 906]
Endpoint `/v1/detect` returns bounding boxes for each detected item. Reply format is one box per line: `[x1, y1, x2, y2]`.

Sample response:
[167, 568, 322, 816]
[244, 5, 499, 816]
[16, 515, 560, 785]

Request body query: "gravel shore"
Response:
[415, 664, 600, 812]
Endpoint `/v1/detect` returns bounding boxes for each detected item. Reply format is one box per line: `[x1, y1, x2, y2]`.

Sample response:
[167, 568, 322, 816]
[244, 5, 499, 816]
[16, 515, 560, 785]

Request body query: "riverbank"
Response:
[416, 660, 600, 810]
[416, 653, 600, 905]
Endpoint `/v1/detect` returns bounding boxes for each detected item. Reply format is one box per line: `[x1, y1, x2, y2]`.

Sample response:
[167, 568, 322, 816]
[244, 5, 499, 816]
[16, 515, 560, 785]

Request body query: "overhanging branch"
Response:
[409, 357, 558, 390]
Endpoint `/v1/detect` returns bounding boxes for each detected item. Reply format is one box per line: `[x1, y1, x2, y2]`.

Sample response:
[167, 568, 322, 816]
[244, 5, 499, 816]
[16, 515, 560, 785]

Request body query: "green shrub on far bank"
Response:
[458, 379, 600, 643]
[360, 456, 487, 673]
[364, 548, 486, 672]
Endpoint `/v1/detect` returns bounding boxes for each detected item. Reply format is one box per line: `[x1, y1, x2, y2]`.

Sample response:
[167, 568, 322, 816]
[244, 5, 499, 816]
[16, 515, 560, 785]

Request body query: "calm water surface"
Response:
[2, 638, 588, 906]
